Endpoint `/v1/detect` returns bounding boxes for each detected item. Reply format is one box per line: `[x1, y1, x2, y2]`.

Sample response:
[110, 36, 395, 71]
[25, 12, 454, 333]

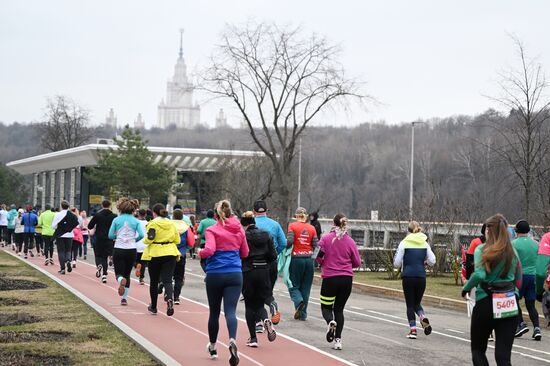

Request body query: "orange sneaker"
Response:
[135, 263, 142, 278]
[118, 277, 127, 296]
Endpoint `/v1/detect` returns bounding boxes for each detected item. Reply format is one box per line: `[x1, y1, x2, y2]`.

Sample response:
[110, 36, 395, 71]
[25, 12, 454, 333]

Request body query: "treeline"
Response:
[1, 109, 548, 225]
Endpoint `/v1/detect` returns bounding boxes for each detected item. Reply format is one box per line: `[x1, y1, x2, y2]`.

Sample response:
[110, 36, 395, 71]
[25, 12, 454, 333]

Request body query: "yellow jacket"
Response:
[142, 218, 181, 261]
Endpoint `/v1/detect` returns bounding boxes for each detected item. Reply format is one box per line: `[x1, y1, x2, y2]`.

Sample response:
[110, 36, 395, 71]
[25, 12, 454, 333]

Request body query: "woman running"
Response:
[286, 207, 318, 321]
[70, 208, 83, 268]
[134, 209, 148, 285]
[80, 210, 90, 260]
[14, 209, 24, 254]
[142, 203, 180, 316]
[462, 214, 522, 365]
[393, 221, 436, 339]
[108, 198, 143, 306]
[200, 200, 248, 366]
[240, 211, 277, 347]
[316, 213, 361, 350]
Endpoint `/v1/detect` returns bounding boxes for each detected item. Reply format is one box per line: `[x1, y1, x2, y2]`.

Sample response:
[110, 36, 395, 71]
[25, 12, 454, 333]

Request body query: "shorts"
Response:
[519, 274, 536, 301]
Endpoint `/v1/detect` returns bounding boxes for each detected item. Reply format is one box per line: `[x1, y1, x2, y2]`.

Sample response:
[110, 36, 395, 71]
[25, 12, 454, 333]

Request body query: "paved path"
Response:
[5, 247, 550, 365]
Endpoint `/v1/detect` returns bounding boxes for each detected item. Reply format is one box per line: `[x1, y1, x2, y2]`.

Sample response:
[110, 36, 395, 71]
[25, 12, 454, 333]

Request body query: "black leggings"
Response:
[113, 248, 136, 290]
[6, 228, 14, 244]
[173, 255, 186, 299]
[471, 296, 516, 366]
[15, 233, 24, 251]
[402, 277, 426, 326]
[23, 232, 35, 254]
[35, 234, 43, 254]
[71, 241, 80, 261]
[94, 239, 113, 276]
[243, 268, 271, 339]
[148, 256, 177, 309]
[320, 276, 353, 339]
[43, 236, 54, 259]
[517, 299, 539, 328]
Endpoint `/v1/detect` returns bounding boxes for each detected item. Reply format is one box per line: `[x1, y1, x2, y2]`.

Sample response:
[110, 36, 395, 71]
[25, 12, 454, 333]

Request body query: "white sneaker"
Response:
[333, 338, 342, 350]
[206, 342, 218, 359]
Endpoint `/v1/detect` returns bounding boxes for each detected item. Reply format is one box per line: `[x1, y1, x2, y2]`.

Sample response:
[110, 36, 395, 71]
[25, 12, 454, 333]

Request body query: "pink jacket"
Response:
[316, 230, 361, 278]
[73, 226, 84, 244]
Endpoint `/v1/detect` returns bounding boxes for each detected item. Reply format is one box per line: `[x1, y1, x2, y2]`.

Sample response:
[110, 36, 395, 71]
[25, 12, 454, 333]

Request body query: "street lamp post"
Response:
[297, 137, 302, 208]
[409, 122, 424, 221]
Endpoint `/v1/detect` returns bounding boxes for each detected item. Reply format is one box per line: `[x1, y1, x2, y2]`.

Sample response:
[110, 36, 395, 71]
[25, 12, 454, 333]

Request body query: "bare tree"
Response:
[38, 95, 94, 152]
[202, 21, 365, 225]
[484, 37, 550, 220]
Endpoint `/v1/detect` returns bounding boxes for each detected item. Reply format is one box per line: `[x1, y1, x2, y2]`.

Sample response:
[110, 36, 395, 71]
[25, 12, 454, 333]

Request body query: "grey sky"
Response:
[1, 0, 549, 128]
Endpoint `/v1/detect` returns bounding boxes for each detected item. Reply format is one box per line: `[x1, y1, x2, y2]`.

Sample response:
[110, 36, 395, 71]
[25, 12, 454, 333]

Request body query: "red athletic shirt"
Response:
[288, 221, 317, 256]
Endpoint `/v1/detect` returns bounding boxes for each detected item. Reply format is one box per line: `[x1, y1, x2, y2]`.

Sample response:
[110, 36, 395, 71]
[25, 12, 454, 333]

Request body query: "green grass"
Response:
[0, 251, 160, 366]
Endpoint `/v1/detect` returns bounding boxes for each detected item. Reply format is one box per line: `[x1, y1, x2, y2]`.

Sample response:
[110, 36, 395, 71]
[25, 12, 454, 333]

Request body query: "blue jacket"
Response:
[393, 232, 436, 278]
[255, 215, 287, 254]
[21, 212, 38, 233]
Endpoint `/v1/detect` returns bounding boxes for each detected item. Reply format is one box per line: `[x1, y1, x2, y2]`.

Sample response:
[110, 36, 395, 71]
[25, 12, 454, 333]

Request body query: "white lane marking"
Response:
[350, 306, 363, 310]
[445, 329, 465, 334]
[367, 310, 403, 320]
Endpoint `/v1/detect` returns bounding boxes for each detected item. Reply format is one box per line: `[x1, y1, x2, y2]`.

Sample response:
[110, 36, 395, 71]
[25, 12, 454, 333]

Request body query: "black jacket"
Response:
[54, 211, 79, 238]
[242, 225, 277, 272]
[88, 209, 117, 240]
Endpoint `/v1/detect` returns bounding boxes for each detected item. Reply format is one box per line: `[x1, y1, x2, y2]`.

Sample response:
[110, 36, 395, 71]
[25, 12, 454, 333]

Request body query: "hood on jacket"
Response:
[309, 212, 319, 221]
[172, 220, 190, 235]
[151, 217, 176, 230]
[404, 232, 428, 246]
[218, 216, 243, 233]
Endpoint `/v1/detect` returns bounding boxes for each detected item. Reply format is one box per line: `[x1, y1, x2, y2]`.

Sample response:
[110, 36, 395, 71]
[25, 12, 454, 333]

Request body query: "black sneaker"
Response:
[101, 275, 107, 284]
[66, 261, 72, 273]
[420, 317, 432, 336]
[174, 298, 180, 305]
[167, 299, 174, 316]
[246, 337, 258, 347]
[58, 270, 65, 275]
[229, 340, 239, 366]
[148, 304, 158, 315]
[515, 323, 529, 338]
[264, 319, 276, 342]
[294, 301, 305, 320]
[533, 327, 542, 341]
[326, 320, 337, 342]
[206, 343, 217, 360]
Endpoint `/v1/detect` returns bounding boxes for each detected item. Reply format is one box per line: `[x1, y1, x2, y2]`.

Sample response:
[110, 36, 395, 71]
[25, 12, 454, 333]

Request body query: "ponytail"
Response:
[215, 199, 233, 224]
[332, 213, 348, 241]
[408, 221, 422, 234]
[152, 203, 168, 218]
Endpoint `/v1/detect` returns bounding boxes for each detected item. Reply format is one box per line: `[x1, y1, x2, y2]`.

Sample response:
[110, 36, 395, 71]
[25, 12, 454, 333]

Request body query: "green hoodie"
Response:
[38, 210, 56, 237]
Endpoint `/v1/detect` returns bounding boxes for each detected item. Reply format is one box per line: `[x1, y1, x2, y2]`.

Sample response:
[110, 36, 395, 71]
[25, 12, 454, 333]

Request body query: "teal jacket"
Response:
[7, 209, 17, 229]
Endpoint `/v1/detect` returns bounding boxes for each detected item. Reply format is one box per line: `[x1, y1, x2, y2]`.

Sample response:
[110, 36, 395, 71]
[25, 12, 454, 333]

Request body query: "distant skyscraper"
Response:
[134, 113, 145, 129]
[105, 108, 117, 129]
[157, 29, 200, 129]
[215, 108, 228, 128]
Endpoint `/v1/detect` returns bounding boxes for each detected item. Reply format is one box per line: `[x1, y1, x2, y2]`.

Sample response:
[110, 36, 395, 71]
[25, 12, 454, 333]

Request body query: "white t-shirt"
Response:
[136, 219, 148, 253]
[14, 217, 24, 233]
[0, 210, 8, 226]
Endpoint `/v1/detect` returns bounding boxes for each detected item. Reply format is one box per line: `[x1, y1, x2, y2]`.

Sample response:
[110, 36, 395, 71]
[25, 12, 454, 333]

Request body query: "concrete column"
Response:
[50, 171, 56, 207]
[32, 173, 38, 207]
[383, 230, 390, 249]
[69, 168, 76, 207]
[59, 169, 65, 203]
[364, 230, 370, 247]
[41, 172, 46, 210]
[167, 169, 178, 212]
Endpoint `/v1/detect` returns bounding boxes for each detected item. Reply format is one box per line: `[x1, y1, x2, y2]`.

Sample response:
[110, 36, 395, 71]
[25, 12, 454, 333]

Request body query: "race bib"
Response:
[492, 291, 518, 319]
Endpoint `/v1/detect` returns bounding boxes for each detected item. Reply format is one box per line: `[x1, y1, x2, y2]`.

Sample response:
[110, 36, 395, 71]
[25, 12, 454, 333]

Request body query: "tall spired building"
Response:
[157, 29, 200, 129]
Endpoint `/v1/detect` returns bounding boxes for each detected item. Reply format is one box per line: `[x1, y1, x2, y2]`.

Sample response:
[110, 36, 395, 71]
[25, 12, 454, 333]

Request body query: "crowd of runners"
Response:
[1, 200, 550, 366]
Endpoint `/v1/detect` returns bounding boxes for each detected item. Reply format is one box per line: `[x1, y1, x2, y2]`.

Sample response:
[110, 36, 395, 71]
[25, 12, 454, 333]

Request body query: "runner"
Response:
[169, 209, 195, 304]
[316, 213, 361, 350]
[0, 204, 7, 247]
[14, 209, 24, 254]
[6, 205, 17, 249]
[21, 205, 38, 259]
[34, 209, 43, 257]
[536, 231, 550, 326]
[70, 208, 83, 268]
[88, 200, 117, 283]
[462, 214, 522, 365]
[308, 211, 322, 239]
[285, 207, 318, 321]
[253, 200, 286, 325]
[134, 208, 148, 285]
[199, 199, 248, 366]
[142, 203, 180, 316]
[80, 210, 90, 260]
[240, 211, 277, 348]
[38, 205, 56, 266]
[197, 209, 216, 250]
[512, 220, 541, 340]
[52, 201, 79, 275]
[393, 221, 436, 339]
[108, 198, 143, 306]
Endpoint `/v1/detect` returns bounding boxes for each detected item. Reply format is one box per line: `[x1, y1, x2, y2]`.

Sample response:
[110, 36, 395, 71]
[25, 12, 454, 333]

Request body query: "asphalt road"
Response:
[81, 251, 550, 366]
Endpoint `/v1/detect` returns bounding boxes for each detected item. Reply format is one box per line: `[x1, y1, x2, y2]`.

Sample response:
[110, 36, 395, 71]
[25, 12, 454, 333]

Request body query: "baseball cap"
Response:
[515, 220, 530, 234]
[253, 200, 267, 213]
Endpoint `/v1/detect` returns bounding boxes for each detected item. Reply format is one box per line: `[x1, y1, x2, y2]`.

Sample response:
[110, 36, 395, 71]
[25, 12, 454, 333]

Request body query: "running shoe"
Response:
[58, 270, 65, 275]
[326, 320, 337, 342]
[44, 258, 49, 266]
[108, 258, 113, 267]
[148, 304, 157, 315]
[229, 340, 239, 366]
[158, 284, 164, 295]
[407, 329, 417, 339]
[120, 298, 128, 306]
[101, 275, 107, 284]
[246, 337, 258, 348]
[96, 265, 102, 278]
[72, 260, 76, 268]
[29, 251, 34, 257]
[135, 263, 142, 278]
[333, 338, 342, 350]
[420, 317, 432, 336]
[533, 327, 542, 341]
[24, 254, 27, 259]
[264, 319, 276, 342]
[206, 343, 218, 360]
[174, 298, 180, 305]
[294, 301, 305, 320]
[269, 301, 281, 325]
[255, 322, 264, 333]
[167, 299, 174, 316]
[515, 323, 529, 338]
[118, 278, 127, 296]
[50, 258, 54, 265]
[488, 332, 494, 342]
[84, 255, 87, 260]
[66, 261, 72, 273]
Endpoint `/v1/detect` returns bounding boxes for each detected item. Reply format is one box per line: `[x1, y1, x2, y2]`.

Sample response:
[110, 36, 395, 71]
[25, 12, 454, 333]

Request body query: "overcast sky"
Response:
[1, 1, 549, 128]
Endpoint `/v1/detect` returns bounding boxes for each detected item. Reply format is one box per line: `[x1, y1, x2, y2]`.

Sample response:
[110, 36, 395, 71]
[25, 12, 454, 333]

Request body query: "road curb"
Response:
[1, 249, 180, 366]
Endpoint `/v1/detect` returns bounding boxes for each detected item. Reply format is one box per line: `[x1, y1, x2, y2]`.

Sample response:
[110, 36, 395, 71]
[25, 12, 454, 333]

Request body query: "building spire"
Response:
[179, 28, 184, 59]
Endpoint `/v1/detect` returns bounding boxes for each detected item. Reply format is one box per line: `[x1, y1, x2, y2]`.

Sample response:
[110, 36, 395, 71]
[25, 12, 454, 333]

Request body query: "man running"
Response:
[88, 200, 117, 283]
[52, 201, 79, 274]
[0, 204, 8, 246]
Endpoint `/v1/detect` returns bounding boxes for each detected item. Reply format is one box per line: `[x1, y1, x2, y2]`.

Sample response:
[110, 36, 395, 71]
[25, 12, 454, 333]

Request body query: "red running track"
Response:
[3, 249, 355, 366]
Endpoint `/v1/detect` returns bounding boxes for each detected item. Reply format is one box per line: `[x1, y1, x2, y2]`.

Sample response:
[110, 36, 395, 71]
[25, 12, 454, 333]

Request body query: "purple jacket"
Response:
[316, 230, 361, 278]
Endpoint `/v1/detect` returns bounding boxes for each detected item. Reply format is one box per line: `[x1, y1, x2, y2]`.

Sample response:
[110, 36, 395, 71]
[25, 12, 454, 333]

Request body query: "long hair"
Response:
[333, 213, 348, 241]
[481, 214, 514, 278]
[215, 200, 232, 224]
[117, 197, 140, 214]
